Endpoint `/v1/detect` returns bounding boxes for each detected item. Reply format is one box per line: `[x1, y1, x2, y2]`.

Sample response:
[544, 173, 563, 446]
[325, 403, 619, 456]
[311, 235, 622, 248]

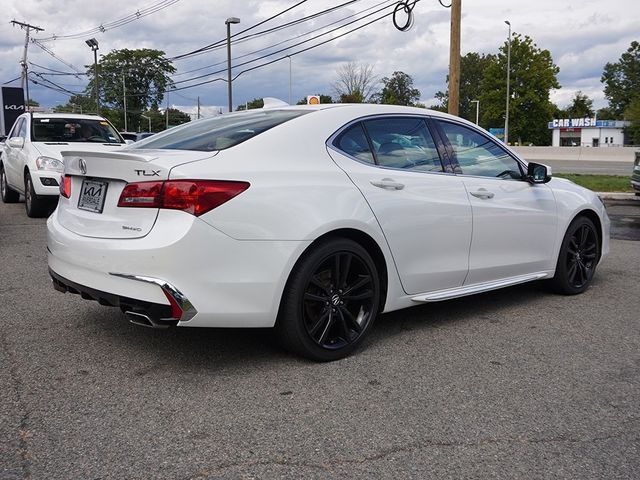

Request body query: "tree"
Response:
[432, 52, 496, 123]
[333, 62, 377, 103]
[596, 106, 617, 120]
[53, 94, 95, 114]
[373, 71, 421, 106]
[236, 98, 264, 110]
[564, 91, 595, 118]
[624, 97, 640, 145]
[479, 33, 560, 145]
[86, 48, 176, 131]
[134, 106, 190, 132]
[601, 41, 640, 117]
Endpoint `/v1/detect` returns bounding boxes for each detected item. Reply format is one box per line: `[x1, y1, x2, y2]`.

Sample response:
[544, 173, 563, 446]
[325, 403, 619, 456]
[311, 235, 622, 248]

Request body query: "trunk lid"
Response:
[57, 149, 217, 239]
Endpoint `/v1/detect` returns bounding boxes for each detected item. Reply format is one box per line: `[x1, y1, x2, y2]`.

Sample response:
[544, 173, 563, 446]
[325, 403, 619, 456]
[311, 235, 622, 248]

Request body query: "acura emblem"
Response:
[78, 158, 87, 175]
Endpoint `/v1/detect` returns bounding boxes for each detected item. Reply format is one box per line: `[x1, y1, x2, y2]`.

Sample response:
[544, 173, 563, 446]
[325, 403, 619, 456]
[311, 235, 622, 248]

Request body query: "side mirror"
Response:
[526, 162, 552, 184]
[7, 137, 25, 149]
[0, 135, 7, 143]
[124, 139, 135, 145]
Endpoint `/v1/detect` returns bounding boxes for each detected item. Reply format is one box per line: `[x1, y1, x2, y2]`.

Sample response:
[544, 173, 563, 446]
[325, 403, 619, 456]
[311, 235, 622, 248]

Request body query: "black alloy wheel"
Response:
[550, 216, 599, 295]
[277, 238, 380, 361]
[566, 223, 598, 289]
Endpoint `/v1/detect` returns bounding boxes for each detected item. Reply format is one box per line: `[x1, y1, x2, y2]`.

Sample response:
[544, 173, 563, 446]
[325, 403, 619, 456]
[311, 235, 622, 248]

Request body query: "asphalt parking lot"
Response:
[1, 200, 639, 479]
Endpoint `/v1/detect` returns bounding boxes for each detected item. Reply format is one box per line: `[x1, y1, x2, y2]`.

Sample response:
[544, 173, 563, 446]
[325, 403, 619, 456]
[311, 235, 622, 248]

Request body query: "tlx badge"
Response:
[134, 169, 160, 177]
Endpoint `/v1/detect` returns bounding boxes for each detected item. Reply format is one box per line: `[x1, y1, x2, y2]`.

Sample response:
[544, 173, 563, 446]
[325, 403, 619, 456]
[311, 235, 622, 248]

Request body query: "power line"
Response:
[171, 1, 397, 88]
[2, 76, 22, 85]
[168, 2, 408, 94]
[170, 0, 389, 78]
[169, 0, 310, 61]
[31, 40, 84, 78]
[29, 72, 85, 96]
[35, 0, 182, 42]
[29, 62, 87, 76]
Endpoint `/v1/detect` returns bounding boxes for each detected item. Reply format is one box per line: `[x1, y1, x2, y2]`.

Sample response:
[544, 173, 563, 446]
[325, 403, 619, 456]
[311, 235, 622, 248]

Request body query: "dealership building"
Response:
[548, 117, 630, 147]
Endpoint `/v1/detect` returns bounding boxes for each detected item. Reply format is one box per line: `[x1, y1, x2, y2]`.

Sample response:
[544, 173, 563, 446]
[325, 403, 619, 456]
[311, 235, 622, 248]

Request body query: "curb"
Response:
[597, 192, 640, 206]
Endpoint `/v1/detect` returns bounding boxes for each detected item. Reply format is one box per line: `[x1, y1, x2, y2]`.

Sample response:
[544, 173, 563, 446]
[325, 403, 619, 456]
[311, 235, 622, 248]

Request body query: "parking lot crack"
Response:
[193, 433, 640, 476]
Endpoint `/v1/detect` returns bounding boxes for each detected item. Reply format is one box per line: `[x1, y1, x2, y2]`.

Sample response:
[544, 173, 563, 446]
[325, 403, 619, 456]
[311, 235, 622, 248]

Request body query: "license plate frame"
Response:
[78, 179, 108, 213]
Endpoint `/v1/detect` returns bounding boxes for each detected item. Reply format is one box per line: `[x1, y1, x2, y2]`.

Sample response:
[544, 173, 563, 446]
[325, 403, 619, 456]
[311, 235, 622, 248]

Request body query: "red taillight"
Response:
[60, 175, 72, 198]
[117, 180, 249, 217]
[118, 181, 163, 208]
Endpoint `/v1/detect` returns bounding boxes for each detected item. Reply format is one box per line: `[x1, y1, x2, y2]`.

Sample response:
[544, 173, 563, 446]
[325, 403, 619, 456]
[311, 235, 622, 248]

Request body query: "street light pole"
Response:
[504, 20, 511, 144]
[471, 100, 480, 125]
[85, 38, 100, 114]
[225, 17, 240, 114]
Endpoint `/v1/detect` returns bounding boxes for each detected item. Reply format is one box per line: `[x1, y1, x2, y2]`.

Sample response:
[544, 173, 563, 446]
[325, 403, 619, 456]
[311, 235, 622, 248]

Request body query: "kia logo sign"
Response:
[5, 105, 25, 110]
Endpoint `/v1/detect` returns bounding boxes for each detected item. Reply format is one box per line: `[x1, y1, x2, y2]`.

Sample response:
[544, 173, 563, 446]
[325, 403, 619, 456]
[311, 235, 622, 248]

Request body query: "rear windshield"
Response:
[31, 118, 124, 143]
[132, 109, 310, 152]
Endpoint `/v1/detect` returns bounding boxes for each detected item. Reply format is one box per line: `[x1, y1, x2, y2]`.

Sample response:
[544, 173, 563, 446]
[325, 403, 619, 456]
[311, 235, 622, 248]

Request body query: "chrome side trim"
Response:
[109, 273, 197, 321]
[410, 272, 551, 303]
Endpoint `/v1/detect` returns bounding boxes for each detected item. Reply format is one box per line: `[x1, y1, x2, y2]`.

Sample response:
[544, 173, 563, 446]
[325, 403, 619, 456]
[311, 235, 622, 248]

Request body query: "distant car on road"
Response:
[47, 104, 610, 361]
[1, 113, 125, 217]
[631, 152, 640, 196]
[136, 132, 155, 141]
[119, 132, 138, 143]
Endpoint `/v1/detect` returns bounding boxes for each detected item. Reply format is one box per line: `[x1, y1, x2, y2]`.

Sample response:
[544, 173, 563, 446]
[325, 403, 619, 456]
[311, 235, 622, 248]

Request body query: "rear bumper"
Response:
[49, 268, 179, 327]
[47, 208, 309, 328]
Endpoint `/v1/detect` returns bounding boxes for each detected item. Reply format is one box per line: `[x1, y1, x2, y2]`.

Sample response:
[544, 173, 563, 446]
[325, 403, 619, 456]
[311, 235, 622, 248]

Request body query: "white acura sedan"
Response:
[47, 104, 610, 361]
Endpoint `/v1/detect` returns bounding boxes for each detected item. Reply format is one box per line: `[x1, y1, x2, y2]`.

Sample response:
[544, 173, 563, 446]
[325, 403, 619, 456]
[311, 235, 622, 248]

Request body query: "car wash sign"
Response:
[548, 117, 597, 129]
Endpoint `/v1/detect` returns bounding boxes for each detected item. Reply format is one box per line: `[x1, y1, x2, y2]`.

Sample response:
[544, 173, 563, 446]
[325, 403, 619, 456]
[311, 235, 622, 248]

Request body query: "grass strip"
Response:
[553, 173, 633, 192]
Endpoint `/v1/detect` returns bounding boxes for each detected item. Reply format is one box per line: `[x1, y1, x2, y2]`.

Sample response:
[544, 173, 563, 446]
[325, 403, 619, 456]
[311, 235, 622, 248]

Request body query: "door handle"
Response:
[370, 178, 405, 190]
[469, 189, 494, 199]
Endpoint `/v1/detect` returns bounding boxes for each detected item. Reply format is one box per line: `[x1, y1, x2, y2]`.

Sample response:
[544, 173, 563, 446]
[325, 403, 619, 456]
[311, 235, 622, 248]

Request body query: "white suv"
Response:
[1, 113, 125, 217]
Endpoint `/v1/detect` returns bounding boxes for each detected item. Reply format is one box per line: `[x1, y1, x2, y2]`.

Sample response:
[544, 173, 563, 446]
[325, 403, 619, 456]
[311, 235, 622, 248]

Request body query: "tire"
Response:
[276, 238, 381, 361]
[549, 216, 600, 295]
[24, 172, 52, 218]
[1, 164, 19, 203]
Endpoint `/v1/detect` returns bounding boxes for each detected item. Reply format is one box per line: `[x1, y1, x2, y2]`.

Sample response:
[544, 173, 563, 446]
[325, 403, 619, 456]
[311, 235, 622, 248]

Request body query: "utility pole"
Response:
[447, 0, 461, 116]
[225, 17, 240, 114]
[122, 73, 128, 131]
[197, 96, 201, 119]
[11, 20, 44, 107]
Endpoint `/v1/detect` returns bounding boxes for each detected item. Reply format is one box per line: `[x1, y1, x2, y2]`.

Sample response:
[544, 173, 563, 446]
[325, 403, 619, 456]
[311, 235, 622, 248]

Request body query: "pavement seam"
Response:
[1, 331, 33, 480]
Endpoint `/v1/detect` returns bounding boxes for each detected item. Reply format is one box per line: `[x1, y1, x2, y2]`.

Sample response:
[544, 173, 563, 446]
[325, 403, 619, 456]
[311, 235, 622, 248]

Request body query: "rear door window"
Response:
[362, 117, 443, 172]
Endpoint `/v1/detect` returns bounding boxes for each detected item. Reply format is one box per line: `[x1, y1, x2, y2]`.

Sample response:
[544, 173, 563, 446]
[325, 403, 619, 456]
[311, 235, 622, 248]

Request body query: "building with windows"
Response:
[548, 117, 630, 147]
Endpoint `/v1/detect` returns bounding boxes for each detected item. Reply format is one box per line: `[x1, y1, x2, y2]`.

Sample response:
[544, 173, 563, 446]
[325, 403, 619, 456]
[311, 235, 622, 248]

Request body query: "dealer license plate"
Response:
[78, 179, 108, 213]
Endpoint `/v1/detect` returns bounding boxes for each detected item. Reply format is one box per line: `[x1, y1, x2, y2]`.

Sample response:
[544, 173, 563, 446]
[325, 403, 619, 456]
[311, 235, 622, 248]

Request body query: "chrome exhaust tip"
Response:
[125, 311, 172, 329]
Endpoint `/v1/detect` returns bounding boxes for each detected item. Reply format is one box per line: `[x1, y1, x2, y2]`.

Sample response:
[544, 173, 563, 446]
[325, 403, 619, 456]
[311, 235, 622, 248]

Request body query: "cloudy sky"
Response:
[1, 0, 638, 116]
